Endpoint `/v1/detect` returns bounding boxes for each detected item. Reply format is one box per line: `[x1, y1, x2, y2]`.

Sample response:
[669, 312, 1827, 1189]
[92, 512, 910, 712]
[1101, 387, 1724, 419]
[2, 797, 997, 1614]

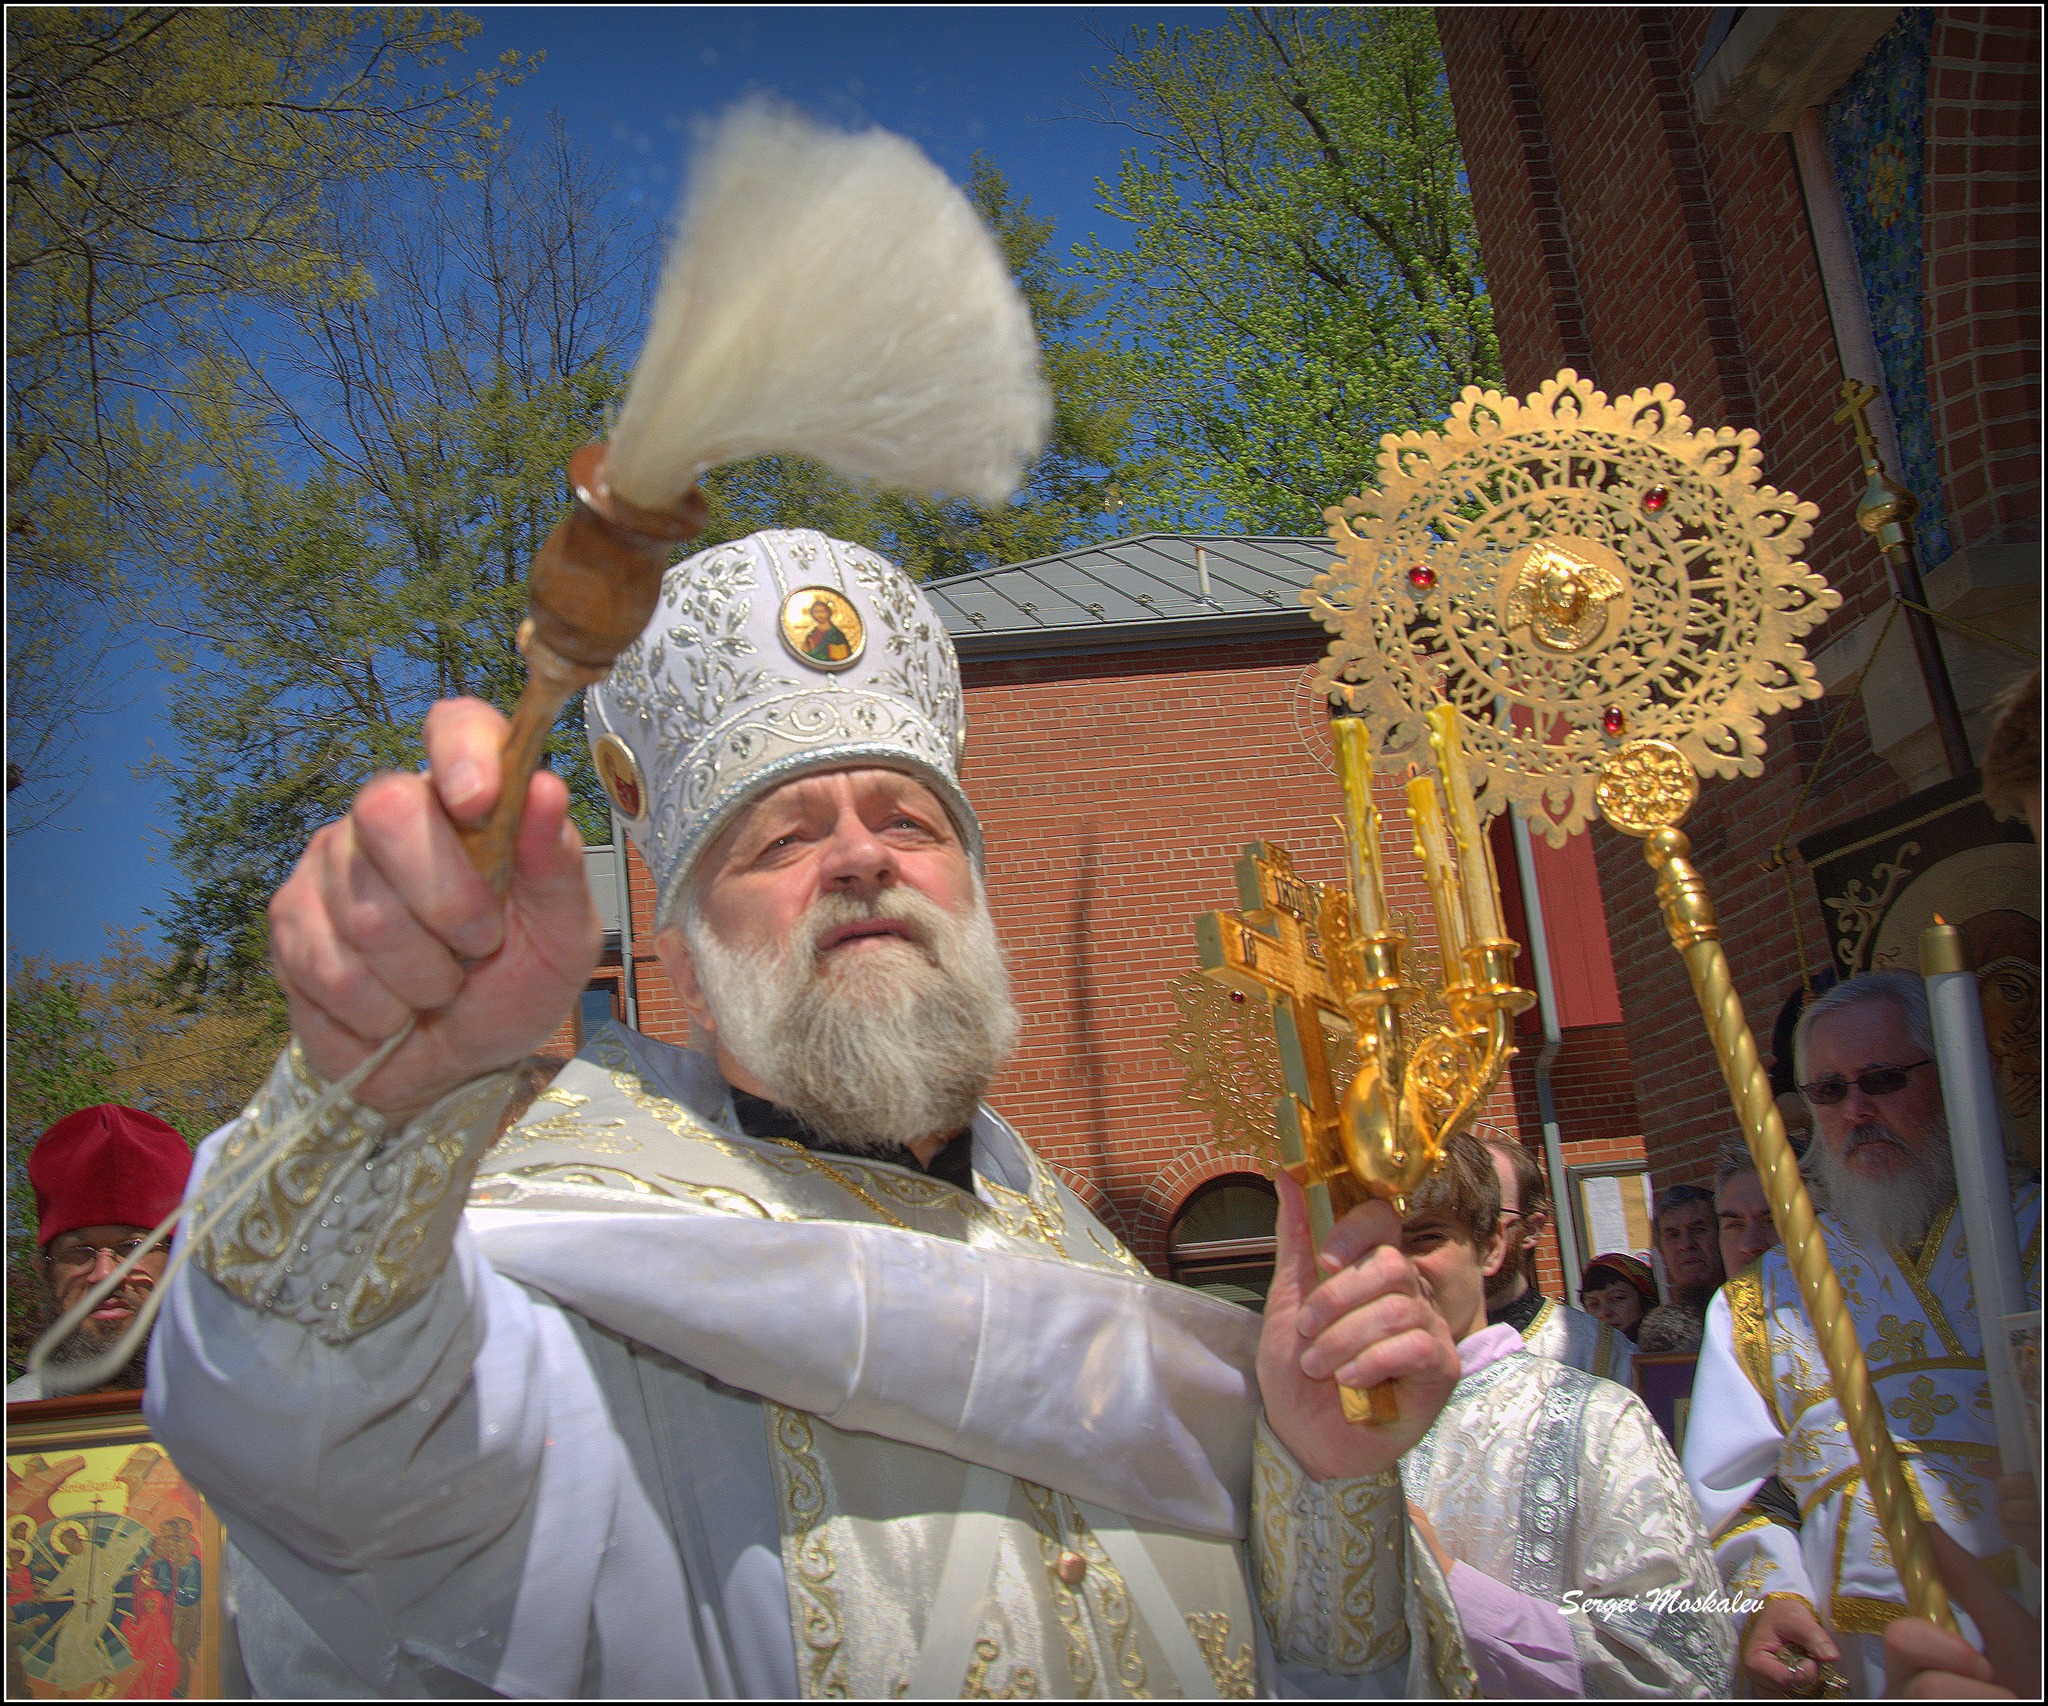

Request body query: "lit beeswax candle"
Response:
[1428, 702, 1505, 941]
[1332, 717, 1389, 934]
[1407, 768, 1469, 974]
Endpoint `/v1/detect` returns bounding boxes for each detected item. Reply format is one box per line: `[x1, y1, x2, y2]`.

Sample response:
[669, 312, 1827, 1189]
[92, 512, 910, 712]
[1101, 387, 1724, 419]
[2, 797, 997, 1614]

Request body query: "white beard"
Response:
[686, 884, 1019, 1154]
[1812, 1119, 1956, 1253]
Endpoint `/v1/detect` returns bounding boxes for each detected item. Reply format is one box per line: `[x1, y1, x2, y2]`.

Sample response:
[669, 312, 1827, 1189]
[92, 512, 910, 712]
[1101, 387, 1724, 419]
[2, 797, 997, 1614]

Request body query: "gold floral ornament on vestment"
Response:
[1303, 369, 1839, 845]
[1284, 368, 1955, 1635]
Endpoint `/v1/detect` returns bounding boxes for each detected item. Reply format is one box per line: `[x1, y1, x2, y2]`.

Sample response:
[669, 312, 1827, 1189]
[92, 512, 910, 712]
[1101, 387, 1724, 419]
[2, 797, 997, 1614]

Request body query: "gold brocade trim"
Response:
[1831, 1594, 1908, 1634]
[1828, 1462, 1940, 1607]
[1521, 1296, 1555, 1343]
[1894, 1202, 1964, 1357]
[1418, 1580, 1481, 1700]
[767, 1405, 846, 1698]
[1793, 1463, 1860, 1520]
[756, 1135, 913, 1231]
[1338, 1471, 1407, 1673]
[194, 1044, 517, 1340]
[1724, 1268, 1784, 1429]
[1249, 1432, 1291, 1642]
[591, 1033, 1077, 1258]
[1711, 1512, 1772, 1545]
[1870, 1356, 1986, 1381]
[1905, 1200, 1957, 1287]
[1019, 1481, 1146, 1696]
[1592, 1320, 1620, 1380]
[1184, 1612, 1256, 1700]
[964, 1637, 1041, 1700]
[1908, 1438, 2000, 1462]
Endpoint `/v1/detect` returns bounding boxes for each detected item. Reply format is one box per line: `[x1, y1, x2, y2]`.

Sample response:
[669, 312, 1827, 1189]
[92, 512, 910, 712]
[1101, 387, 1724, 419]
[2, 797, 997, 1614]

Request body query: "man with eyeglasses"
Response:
[1480, 1134, 1635, 1385]
[7, 1105, 190, 1399]
[1681, 969, 2041, 1696]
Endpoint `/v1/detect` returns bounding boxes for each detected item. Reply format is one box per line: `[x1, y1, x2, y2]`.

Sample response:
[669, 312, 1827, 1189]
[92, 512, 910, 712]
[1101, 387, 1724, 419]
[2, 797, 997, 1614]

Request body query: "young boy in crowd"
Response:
[1396, 1132, 1735, 1698]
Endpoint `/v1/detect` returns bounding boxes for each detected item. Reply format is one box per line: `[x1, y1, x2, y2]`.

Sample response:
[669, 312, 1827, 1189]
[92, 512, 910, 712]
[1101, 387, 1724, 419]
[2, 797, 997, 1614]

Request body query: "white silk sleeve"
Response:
[1560, 1390, 1738, 1697]
[144, 1050, 710, 1696]
[1684, 1294, 1818, 1608]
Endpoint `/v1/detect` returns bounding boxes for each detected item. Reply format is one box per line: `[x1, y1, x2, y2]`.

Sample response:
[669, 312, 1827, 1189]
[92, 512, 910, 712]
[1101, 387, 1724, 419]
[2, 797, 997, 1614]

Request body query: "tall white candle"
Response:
[1922, 918, 2039, 1611]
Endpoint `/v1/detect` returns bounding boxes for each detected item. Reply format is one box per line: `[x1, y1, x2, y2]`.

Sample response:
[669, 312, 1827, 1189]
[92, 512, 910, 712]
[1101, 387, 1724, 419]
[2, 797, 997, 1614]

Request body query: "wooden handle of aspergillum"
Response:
[1341, 1382, 1402, 1425]
[456, 633, 609, 893]
[456, 444, 704, 895]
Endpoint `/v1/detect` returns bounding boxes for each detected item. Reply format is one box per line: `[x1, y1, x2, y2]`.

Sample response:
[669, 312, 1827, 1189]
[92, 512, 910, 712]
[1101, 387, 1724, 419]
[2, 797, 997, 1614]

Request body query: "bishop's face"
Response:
[658, 767, 1013, 1154]
[680, 767, 977, 966]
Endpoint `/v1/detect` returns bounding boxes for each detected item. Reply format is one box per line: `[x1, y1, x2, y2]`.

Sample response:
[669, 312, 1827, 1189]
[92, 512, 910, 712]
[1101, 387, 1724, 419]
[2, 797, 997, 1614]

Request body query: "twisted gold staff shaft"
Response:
[1642, 826, 1955, 1634]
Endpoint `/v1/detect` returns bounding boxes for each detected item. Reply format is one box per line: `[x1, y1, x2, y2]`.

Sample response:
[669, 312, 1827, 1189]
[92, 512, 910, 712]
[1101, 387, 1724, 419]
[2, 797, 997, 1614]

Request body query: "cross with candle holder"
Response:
[1194, 713, 1534, 1426]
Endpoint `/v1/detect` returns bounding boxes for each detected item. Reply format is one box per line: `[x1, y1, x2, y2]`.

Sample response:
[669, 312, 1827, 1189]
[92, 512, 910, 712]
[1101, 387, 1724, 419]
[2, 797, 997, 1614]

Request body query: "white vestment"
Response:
[1403, 1332, 1734, 1697]
[1683, 1188, 2041, 1694]
[1517, 1296, 1634, 1386]
[147, 1026, 1475, 1698]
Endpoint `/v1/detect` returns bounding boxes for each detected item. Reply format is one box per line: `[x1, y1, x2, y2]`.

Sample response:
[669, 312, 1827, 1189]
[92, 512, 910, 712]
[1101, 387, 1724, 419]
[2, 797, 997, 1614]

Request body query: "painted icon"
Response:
[779, 586, 865, 671]
[592, 733, 646, 821]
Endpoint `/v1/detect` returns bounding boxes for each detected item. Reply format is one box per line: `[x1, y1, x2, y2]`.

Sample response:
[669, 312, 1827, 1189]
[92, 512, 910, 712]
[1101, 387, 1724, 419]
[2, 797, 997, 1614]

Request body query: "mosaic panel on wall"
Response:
[1823, 6, 1954, 567]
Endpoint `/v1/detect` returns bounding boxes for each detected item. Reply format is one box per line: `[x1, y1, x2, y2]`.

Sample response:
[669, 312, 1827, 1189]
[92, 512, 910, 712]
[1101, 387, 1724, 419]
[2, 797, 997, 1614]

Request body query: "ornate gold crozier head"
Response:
[1304, 370, 1841, 844]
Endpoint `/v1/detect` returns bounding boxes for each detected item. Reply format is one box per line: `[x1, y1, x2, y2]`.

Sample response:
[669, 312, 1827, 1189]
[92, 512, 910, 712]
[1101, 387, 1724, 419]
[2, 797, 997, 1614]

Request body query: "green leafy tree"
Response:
[150, 128, 650, 999]
[1079, 7, 1499, 530]
[702, 157, 1155, 576]
[6, 6, 525, 830]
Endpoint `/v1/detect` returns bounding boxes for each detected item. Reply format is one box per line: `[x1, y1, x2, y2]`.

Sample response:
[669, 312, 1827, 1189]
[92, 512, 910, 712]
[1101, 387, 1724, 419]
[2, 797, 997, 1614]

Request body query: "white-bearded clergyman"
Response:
[1684, 970, 2041, 1696]
[146, 530, 1483, 1698]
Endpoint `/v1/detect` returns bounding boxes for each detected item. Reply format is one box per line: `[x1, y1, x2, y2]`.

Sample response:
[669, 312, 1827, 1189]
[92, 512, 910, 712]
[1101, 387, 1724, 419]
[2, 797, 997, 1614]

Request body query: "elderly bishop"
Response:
[148, 530, 1477, 1699]
[1683, 970, 2041, 1697]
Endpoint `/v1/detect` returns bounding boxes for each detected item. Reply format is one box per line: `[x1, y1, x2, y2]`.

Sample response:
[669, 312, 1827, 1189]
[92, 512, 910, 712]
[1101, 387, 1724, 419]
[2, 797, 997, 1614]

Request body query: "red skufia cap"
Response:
[28, 1105, 192, 1246]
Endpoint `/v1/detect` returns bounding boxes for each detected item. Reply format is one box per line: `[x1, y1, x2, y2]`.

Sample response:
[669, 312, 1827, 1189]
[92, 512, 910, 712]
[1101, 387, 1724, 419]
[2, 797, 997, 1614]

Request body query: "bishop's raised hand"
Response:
[267, 697, 603, 1124]
[1256, 1172, 1460, 1480]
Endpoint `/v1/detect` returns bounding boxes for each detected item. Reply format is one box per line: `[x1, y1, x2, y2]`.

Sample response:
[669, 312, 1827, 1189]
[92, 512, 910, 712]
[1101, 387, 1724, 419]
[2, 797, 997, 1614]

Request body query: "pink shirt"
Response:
[1436, 1324, 1583, 1696]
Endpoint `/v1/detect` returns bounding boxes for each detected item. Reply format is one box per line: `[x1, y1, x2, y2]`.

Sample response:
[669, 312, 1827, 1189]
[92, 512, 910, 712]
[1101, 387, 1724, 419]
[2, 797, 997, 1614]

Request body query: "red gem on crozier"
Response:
[1406, 563, 1436, 590]
[1642, 486, 1670, 514]
[1601, 707, 1627, 736]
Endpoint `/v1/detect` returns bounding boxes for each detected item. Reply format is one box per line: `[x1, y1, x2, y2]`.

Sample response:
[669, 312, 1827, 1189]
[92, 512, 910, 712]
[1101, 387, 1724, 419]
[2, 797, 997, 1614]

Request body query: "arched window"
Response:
[1167, 1174, 1278, 1312]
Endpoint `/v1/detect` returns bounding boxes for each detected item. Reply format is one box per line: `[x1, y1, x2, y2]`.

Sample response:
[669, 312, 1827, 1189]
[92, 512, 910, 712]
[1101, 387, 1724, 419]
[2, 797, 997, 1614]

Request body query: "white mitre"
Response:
[584, 528, 979, 925]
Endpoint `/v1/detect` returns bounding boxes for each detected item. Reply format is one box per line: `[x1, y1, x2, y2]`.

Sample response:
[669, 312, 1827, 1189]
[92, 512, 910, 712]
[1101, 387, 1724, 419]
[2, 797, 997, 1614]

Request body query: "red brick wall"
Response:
[1436, 7, 1942, 1197]
[1925, 6, 2043, 550]
[954, 635, 1543, 1268]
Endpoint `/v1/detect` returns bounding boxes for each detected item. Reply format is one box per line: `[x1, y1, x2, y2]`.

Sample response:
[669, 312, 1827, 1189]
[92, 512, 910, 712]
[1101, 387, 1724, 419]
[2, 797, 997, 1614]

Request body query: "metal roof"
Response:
[925, 532, 1339, 659]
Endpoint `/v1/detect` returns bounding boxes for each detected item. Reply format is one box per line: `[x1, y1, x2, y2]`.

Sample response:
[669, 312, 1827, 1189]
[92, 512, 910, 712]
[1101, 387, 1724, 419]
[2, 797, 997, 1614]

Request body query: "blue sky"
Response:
[7, 6, 1221, 970]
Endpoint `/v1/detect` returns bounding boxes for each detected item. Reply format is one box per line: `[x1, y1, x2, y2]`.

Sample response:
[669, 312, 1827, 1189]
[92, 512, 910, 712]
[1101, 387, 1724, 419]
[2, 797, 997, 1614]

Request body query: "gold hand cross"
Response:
[1194, 841, 1362, 1231]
